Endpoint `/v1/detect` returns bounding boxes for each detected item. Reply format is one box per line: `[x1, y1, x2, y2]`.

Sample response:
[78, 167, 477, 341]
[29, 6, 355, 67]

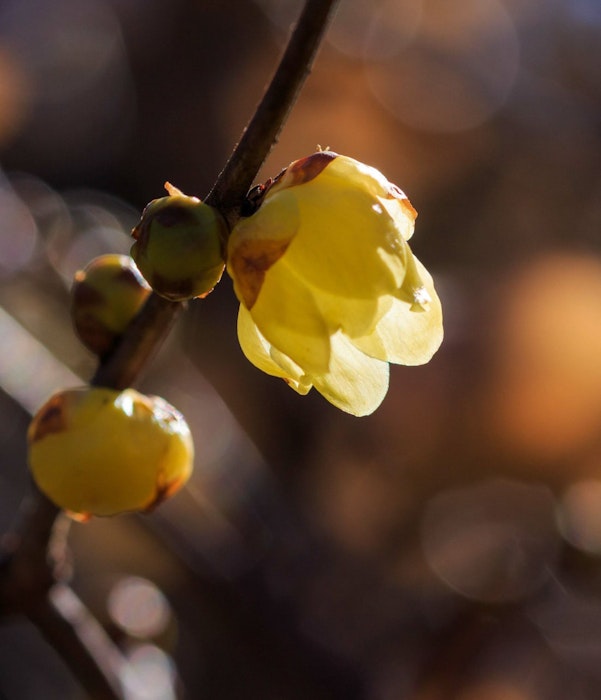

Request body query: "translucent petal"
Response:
[249, 257, 332, 375]
[277, 175, 411, 299]
[330, 155, 417, 240]
[329, 155, 396, 199]
[312, 331, 390, 416]
[353, 256, 443, 366]
[228, 154, 416, 306]
[237, 304, 290, 379]
[269, 346, 312, 395]
[228, 153, 442, 416]
[313, 286, 389, 338]
[237, 305, 312, 394]
[379, 193, 416, 241]
[227, 190, 300, 308]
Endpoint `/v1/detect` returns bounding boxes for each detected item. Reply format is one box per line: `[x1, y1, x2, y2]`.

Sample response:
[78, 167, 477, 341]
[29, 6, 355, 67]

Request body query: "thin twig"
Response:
[90, 292, 182, 390]
[206, 0, 340, 227]
[28, 586, 127, 700]
[0, 490, 63, 616]
[0, 492, 128, 700]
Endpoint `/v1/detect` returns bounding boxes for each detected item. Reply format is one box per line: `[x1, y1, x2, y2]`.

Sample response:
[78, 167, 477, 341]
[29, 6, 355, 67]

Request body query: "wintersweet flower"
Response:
[227, 151, 443, 416]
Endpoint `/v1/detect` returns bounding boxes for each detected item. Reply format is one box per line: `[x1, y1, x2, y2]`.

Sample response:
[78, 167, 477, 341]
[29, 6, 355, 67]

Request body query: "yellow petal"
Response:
[231, 153, 417, 304]
[312, 331, 390, 416]
[353, 256, 443, 365]
[270, 346, 313, 395]
[227, 189, 300, 308]
[237, 305, 312, 395]
[313, 286, 388, 338]
[282, 182, 407, 299]
[393, 244, 434, 312]
[250, 255, 332, 375]
[328, 155, 417, 241]
[379, 189, 417, 242]
[280, 153, 414, 217]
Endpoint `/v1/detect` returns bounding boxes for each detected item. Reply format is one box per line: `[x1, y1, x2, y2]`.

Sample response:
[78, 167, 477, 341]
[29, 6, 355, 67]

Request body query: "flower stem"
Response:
[206, 0, 340, 228]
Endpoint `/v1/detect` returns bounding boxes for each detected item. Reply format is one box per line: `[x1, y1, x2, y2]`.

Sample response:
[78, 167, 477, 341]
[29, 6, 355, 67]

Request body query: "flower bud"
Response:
[131, 183, 227, 301]
[71, 254, 151, 357]
[28, 387, 194, 519]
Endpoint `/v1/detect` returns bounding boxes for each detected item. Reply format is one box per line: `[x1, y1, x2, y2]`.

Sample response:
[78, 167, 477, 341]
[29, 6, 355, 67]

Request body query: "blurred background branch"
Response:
[1, 0, 601, 699]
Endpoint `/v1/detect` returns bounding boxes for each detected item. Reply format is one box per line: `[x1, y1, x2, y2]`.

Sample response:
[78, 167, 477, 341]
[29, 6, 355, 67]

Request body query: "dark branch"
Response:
[205, 0, 340, 227]
[0, 490, 63, 616]
[90, 292, 182, 390]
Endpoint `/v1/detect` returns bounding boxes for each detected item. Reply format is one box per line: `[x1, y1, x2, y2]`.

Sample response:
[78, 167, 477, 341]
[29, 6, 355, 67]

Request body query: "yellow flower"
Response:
[227, 152, 443, 416]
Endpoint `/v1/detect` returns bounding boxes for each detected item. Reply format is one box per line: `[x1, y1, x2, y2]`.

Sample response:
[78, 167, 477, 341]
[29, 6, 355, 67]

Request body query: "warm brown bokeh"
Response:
[1, 0, 601, 698]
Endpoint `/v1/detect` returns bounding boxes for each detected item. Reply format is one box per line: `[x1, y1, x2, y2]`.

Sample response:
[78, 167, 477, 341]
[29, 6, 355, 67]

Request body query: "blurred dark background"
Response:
[1, 0, 601, 698]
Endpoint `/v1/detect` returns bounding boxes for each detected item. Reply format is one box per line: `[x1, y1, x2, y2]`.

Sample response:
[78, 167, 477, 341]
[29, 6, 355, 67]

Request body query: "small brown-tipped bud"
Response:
[131, 184, 227, 302]
[28, 387, 194, 519]
[71, 254, 151, 357]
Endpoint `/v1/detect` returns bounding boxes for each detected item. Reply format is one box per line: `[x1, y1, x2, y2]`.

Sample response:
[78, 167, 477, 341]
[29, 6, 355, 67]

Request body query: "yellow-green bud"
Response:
[71, 254, 151, 357]
[131, 183, 227, 301]
[27, 387, 194, 519]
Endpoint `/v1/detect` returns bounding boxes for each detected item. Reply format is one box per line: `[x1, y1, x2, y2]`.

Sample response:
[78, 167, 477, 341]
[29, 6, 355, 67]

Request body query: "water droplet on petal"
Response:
[411, 286, 431, 311]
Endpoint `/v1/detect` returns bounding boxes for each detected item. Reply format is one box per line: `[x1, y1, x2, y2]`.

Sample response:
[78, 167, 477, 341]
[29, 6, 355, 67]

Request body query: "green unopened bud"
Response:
[71, 254, 151, 357]
[131, 183, 227, 302]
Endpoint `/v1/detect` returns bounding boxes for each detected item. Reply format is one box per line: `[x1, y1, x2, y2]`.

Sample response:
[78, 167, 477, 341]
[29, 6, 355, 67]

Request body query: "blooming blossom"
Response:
[227, 151, 443, 416]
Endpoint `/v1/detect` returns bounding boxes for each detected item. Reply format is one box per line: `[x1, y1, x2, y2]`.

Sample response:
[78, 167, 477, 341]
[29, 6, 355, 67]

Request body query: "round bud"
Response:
[71, 254, 152, 357]
[131, 183, 227, 302]
[28, 387, 194, 519]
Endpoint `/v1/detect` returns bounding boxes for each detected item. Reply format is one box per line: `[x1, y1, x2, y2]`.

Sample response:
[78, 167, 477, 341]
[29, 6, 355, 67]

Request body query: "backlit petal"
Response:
[312, 331, 390, 416]
[353, 257, 443, 365]
[277, 167, 412, 299]
[319, 154, 417, 240]
[237, 305, 312, 394]
[250, 256, 332, 375]
[379, 190, 417, 241]
[314, 286, 388, 338]
[227, 152, 443, 415]
[227, 189, 300, 308]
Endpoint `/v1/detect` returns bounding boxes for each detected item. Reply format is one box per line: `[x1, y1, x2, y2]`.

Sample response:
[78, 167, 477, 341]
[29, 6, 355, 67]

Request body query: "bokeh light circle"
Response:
[366, 0, 520, 132]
